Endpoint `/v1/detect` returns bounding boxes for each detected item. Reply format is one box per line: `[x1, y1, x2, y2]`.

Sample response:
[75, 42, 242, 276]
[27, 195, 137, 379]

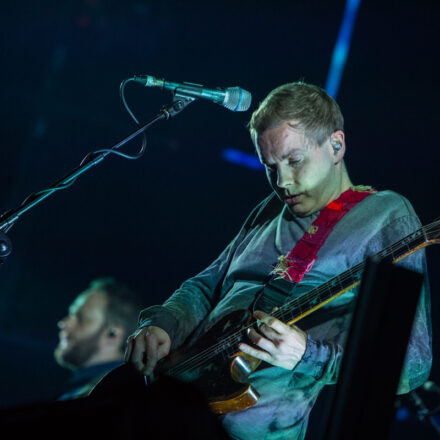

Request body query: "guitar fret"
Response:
[345, 267, 362, 285]
[278, 307, 288, 322]
[324, 282, 334, 300]
[282, 308, 294, 323]
[422, 226, 428, 243]
[331, 276, 344, 292]
[389, 248, 397, 261]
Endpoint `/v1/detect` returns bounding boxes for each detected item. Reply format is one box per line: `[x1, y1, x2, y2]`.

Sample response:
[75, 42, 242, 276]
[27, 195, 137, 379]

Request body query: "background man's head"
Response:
[54, 278, 141, 371]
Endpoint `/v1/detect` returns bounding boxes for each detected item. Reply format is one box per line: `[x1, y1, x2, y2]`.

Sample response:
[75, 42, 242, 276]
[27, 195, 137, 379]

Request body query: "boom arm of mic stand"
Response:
[0, 96, 193, 263]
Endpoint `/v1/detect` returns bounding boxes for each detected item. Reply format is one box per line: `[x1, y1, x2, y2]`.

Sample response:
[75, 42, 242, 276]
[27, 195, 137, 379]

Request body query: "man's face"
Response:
[54, 290, 108, 370]
[256, 122, 341, 217]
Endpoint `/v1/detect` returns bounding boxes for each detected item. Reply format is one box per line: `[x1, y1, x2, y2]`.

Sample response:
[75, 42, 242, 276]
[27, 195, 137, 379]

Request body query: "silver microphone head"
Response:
[223, 87, 252, 112]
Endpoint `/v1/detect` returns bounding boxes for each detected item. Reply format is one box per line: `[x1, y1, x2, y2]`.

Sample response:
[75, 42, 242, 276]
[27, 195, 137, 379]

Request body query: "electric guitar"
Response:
[92, 219, 440, 414]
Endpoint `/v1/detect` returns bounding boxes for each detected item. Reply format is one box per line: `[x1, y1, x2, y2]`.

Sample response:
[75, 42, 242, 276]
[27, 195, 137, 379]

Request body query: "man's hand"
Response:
[124, 326, 171, 376]
[239, 310, 307, 370]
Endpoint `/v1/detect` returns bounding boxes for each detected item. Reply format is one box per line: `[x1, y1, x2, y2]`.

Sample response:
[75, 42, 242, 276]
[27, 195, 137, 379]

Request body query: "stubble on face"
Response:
[54, 291, 108, 371]
[54, 324, 106, 370]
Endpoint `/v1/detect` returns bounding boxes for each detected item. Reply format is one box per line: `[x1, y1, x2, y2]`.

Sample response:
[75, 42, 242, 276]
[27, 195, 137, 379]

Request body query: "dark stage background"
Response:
[0, 0, 439, 438]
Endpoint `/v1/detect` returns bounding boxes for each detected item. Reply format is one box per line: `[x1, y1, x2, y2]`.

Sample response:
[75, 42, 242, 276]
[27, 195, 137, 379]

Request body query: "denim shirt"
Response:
[139, 190, 432, 440]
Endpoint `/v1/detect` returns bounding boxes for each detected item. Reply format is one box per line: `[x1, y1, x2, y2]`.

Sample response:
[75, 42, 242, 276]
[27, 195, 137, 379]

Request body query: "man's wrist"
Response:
[138, 306, 178, 343]
[292, 335, 330, 378]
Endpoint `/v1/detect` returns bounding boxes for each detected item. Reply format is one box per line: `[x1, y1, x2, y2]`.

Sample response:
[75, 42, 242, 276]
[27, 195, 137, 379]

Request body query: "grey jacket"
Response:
[139, 190, 432, 440]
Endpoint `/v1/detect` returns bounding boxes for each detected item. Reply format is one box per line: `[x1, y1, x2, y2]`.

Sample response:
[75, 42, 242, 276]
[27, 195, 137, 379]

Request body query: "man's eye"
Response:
[75, 313, 83, 323]
[289, 158, 302, 167]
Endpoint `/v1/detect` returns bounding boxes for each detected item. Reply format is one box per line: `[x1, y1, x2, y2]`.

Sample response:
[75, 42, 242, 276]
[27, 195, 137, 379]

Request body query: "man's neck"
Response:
[81, 352, 124, 369]
[335, 162, 353, 200]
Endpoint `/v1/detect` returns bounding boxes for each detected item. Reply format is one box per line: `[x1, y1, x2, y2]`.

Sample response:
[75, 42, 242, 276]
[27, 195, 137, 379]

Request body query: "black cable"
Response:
[79, 78, 148, 163]
[14, 78, 148, 218]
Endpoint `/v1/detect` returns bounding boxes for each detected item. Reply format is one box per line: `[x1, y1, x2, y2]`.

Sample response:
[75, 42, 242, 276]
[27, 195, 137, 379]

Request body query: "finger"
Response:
[156, 338, 171, 360]
[239, 342, 272, 363]
[130, 333, 148, 373]
[258, 322, 281, 342]
[254, 310, 288, 334]
[143, 334, 159, 376]
[247, 328, 276, 353]
[124, 335, 133, 362]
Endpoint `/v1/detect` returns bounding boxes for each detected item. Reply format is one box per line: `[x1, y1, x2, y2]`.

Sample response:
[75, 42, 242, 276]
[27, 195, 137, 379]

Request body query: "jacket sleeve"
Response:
[138, 235, 242, 348]
[293, 213, 432, 394]
[138, 194, 279, 348]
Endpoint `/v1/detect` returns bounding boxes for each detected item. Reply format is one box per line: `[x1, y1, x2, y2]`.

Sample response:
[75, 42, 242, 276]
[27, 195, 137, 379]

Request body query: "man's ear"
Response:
[105, 325, 124, 341]
[330, 130, 345, 164]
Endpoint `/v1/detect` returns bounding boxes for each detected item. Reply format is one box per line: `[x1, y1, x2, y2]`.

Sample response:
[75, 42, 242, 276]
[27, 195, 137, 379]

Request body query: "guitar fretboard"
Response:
[273, 223, 433, 326]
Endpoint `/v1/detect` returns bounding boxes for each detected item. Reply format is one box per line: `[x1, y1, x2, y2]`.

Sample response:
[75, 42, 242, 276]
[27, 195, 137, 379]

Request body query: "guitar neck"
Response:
[274, 220, 439, 326]
[164, 219, 439, 379]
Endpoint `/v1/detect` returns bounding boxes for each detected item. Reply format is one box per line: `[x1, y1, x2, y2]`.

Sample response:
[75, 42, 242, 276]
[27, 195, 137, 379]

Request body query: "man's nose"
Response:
[58, 316, 70, 330]
[276, 165, 294, 189]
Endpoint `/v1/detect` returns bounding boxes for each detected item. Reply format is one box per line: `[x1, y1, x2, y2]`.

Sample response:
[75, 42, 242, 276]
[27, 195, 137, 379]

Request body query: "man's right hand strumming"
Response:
[125, 326, 171, 376]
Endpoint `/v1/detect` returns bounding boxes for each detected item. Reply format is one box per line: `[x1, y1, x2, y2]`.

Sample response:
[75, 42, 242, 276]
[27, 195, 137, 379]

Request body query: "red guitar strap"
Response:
[272, 186, 377, 283]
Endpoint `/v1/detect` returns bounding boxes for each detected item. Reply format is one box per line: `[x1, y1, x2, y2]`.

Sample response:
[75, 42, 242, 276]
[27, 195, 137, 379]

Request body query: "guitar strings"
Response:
[170, 249, 380, 375]
[167, 265, 361, 376]
[167, 222, 438, 377]
[168, 262, 364, 377]
[168, 253, 390, 376]
[168, 223, 438, 376]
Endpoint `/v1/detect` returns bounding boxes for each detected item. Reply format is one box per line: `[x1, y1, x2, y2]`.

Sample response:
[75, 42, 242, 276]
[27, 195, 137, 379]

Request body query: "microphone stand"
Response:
[0, 95, 194, 264]
[409, 387, 440, 437]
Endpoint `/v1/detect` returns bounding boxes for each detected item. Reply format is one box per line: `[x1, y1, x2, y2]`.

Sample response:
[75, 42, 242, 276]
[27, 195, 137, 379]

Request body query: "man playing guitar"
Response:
[125, 82, 432, 439]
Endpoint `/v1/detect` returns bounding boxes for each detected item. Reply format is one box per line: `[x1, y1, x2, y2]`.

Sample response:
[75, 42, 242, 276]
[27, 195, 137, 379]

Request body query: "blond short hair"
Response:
[248, 81, 344, 146]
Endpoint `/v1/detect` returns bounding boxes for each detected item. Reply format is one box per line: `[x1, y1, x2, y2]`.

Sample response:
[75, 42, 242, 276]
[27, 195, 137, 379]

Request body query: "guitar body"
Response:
[92, 309, 262, 414]
[157, 309, 262, 414]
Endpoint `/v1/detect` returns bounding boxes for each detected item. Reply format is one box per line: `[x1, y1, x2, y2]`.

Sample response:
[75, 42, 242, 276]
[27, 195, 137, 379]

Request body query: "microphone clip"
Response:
[161, 95, 194, 119]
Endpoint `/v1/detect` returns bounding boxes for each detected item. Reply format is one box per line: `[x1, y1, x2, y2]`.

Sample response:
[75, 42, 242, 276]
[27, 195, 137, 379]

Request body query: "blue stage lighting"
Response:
[222, 0, 361, 169]
[325, 0, 362, 98]
[221, 148, 264, 171]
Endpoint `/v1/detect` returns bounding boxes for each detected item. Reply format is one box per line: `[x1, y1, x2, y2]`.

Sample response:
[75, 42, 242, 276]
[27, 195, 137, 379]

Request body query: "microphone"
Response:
[132, 75, 252, 112]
